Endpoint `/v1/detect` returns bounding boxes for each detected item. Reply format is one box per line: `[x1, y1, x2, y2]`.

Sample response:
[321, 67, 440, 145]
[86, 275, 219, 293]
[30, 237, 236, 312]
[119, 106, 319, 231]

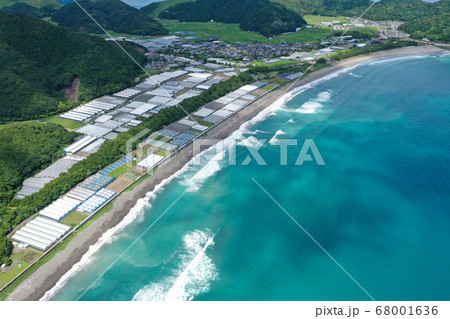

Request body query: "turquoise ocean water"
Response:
[46, 54, 450, 301]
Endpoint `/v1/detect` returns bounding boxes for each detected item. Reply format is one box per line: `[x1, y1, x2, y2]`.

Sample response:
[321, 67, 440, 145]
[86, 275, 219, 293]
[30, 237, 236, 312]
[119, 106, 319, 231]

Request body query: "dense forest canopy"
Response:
[52, 0, 168, 35]
[157, 0, 307, 37]
[0, 12, 147, 121]
[0, 0, 61, 9]
[0, 123, 77, 207]
[140, 0, 196, 17]
[273, 0, 447, 20]
[399, 13, 450, 42]
[0, 2, 58, 16]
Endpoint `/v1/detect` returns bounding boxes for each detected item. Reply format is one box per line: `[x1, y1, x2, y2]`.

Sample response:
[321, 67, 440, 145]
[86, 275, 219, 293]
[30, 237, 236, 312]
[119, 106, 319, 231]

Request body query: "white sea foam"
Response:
[349, 72, 363, 78]
[181, 150, 226, 192]
[367, 55, 429, 66]
[314, 91, 333, 102]
[294, 90, 333, 114]
[132, 229, 217, 301]
[269, 130, 286, 145]
[287, 119, 295, 124]
[296, 101, 324, 114]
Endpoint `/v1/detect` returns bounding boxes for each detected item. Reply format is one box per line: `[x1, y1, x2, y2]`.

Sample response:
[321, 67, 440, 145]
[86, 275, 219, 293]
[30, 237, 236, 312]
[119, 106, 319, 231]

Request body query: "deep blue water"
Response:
[48, 53, 450, 301]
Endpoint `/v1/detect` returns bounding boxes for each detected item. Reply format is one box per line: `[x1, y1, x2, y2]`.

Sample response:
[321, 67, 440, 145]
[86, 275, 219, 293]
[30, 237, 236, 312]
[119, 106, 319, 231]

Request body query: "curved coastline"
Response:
[6, 45, 446, 301]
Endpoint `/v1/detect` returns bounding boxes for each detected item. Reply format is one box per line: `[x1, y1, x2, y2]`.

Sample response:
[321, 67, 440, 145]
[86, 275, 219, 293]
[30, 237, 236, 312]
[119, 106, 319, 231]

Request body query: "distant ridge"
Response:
[146, 0, 307, 37]
[52, 0, 168, 35]
[272, 0, 446, 21]
[0, 0, 61, 9]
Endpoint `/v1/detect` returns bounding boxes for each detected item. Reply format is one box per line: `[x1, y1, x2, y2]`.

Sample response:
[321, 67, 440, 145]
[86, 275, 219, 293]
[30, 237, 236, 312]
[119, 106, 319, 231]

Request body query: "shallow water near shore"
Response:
[47, 54, 450, 301]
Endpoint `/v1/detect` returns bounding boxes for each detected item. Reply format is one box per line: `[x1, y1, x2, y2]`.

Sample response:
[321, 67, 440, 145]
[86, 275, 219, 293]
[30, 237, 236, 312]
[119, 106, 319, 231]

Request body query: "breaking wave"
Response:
[269, 130, 286, 145]
[132, 229, 217, 301]
[349, 72, 363, 78]
[295, 90, 332, 114]
[367, 55, 429, 66]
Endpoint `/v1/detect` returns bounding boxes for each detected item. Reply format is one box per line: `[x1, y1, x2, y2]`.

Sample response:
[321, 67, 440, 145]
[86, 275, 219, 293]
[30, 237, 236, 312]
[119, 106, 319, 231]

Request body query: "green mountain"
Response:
[141, 0, 196, 18]
[0, 12, 147, 121]
[52, 0, 168, 35]
[155, 0, 307, 37]
[0, 0, 61, 9]
[272, 0, 441, 21]
[399, 13, 450, 42]
[0, 2, 59, 16]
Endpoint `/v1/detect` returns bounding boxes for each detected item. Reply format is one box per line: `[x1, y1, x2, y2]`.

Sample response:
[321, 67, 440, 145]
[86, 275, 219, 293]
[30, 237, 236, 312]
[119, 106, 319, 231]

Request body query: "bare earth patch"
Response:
[107, 178, 135, 193]
[60, 76, 80, 102]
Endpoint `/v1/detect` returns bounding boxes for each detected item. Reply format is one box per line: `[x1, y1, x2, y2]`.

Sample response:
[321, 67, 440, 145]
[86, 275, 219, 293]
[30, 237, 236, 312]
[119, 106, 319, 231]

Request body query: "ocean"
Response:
[45, 53, 450, 301]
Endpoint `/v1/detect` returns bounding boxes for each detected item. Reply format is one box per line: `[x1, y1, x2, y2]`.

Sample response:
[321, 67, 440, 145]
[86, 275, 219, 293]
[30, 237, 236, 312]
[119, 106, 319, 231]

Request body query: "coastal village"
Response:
[0, 11, 427, 293]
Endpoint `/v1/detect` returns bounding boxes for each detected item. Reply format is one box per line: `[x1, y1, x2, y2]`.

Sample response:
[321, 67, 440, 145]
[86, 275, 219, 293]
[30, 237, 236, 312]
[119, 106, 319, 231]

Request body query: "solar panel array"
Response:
[172, 133, 197, 146]
[77, 188, 117, 214]
[159, 129, 180, 139]
[82, 174, 116, 191]
[100, 155, 133, 175]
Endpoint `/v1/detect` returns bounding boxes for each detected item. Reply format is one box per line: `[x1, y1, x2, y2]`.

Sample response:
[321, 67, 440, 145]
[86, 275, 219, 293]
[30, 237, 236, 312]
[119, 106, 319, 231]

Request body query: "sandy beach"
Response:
[6, 45, 446, 301]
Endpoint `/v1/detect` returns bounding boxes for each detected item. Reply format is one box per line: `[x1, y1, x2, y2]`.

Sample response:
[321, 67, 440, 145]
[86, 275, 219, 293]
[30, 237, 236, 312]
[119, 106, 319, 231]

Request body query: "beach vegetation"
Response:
[399, 14, 450, 43]
[331, 40, 418, 61]
[60, 211, 88, 228]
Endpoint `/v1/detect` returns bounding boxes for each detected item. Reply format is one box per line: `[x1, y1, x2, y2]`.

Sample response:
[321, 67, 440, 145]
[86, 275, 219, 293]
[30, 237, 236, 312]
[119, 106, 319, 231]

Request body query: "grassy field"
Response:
[124, 173, 152, 193]
[0, 249, 42, 288]
[251, 60, 299, 67]
[42, 115, 85, 130]
[108, 161, 138, 178]
[160, 19, 278, 43]
[261, 84, 276, 91]
[303, 14, 349, 26]
[278, 28, 331, 42]
[155, 150, 168, 157]
[159, 18, 339, 44]
[145, 68, 163, 76]
[61, 211, 88, 228]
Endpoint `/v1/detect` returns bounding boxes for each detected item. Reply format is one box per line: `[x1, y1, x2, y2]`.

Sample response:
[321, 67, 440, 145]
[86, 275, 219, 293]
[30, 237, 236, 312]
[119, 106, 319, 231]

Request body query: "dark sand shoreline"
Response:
[6, 45, 446, 301]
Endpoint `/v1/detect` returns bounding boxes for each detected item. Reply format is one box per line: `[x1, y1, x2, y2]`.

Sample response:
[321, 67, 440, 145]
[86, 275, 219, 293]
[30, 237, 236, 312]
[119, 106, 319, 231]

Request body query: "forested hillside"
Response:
[399, 13, 450, 42]
[272, 0, 444, 21]
[0, 122, 77, 265]
[0, 2, 58, 16]
[52, 0, 168, 35]
[0, 12, 147, 122]
[272, 0, 450, 42]
[158, 0, 307, 37]
[0, 0, 60, 9]
[141, 0, 196, 18]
